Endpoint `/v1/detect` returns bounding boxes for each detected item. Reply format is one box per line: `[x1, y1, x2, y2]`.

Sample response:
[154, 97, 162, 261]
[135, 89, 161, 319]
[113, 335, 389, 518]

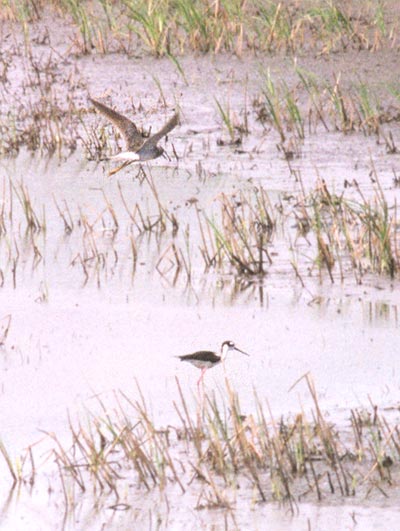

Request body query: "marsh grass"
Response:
[2, 0, 397, 56]
[202, 187, 275, 277]
[1, 375, 400, 511]
[254, 68, 400, 155]
[0, 177, 48, 287]
[1, 41, 399, 160]
[253, 1, 301, 53]
[69, 199, 122, 287]
[1, 165, 400, 290]
[0, 51, 85, 157]
[54, 196, 74, 234]
[0, 438, 37, 488]
[123, 0, 170, 57]
[292, 171, 400, 282]
[80, 113, 119, 161]
[215, 98, 243, 145]
[307, 2, 356, 53]
[117, 171, 179, 236]
[63, 0, 95, 54]
[61, 0, 129, 55]
[12, 181, 45, 232]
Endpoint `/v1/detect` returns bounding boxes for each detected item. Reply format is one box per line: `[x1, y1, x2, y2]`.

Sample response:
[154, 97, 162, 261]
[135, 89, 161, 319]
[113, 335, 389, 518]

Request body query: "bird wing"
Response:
[141, 112, 179, 150]
[178, 350, 219, 362]
[90, 98, 145, 151]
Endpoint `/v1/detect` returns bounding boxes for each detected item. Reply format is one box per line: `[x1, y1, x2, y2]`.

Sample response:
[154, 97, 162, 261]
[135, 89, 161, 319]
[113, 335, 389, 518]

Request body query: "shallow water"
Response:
[1, 34, 400, 529]
[1, 153, 400, 530]
[2, 472, 400, 531]
[2, 266, 399, 444]
[1, 150, 399, 438]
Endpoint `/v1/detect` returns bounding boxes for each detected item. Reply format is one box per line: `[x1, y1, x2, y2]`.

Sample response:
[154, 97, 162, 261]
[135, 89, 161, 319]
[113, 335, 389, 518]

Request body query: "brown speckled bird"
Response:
[90, 98, 179, 171]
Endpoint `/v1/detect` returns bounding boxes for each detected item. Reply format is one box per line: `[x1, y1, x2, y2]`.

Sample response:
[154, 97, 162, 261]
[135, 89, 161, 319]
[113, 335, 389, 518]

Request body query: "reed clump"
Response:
[255, 68, 400, 155]
[292, 173, 400, 282]
[2, 375, 400, 511]
[199, 187, 276, 277]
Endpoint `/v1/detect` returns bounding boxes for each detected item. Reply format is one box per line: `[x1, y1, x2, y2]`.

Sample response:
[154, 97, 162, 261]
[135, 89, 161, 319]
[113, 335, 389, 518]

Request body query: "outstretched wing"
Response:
[90, 98, 145, 151]
[141, 112, 179, 150]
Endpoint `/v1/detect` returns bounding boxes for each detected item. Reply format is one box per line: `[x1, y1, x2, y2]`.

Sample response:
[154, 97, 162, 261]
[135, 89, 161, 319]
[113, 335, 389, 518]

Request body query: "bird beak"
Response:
[234, 346, 250, 357]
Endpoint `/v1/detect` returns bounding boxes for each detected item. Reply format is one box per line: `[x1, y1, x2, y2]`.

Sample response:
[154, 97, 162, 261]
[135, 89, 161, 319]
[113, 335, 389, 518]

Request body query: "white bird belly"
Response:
[109, 152, 140, 161]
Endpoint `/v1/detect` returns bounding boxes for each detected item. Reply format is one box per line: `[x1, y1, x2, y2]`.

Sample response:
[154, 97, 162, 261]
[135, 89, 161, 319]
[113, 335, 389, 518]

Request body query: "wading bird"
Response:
[90, 98, 179, 175]
[176, 340, 250, 387]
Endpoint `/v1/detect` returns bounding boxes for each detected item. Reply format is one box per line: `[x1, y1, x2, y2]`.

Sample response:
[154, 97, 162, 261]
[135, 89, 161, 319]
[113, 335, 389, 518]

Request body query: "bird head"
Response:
[221, 340, 250, 361]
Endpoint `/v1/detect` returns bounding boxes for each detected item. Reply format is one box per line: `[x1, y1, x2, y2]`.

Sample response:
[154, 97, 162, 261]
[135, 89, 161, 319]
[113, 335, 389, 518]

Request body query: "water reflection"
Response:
[363, 300, 399, 326]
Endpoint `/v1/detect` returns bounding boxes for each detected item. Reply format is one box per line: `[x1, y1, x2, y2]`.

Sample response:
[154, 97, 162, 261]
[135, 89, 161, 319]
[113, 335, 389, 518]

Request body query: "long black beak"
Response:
[234, 346, 250, 356]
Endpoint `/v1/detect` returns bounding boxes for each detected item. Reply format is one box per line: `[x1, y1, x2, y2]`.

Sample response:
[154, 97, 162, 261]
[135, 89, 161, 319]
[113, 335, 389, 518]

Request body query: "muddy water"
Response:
[1, 44, 400, 529]
[3, 479, 400, 531]
[3, 283, 400, 441]
[1, 146, 400, 529]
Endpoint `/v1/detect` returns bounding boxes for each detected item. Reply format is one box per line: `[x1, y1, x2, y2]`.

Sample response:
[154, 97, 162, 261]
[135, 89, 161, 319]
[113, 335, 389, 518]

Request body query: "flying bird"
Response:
[90, 98, 179, 174]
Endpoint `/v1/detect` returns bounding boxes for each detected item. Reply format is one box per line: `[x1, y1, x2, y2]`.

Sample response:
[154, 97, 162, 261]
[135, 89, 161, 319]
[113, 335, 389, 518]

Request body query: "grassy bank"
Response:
[2, 0, 398, 56]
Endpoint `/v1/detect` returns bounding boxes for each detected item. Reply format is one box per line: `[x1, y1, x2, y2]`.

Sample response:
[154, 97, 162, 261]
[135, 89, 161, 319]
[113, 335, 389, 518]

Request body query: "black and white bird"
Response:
[90, 98, 179, 172]
[176, 340, 250, 387]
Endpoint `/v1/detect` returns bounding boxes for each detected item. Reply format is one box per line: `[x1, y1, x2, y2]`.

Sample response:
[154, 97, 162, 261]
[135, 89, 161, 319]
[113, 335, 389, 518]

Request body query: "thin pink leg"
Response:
[197, 368, 207, 388]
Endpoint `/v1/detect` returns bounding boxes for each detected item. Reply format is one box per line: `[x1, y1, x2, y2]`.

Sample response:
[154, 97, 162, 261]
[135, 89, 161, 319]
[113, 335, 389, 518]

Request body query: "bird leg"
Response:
[108, 160, 133, 177]
[197, 368, 207, 389]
